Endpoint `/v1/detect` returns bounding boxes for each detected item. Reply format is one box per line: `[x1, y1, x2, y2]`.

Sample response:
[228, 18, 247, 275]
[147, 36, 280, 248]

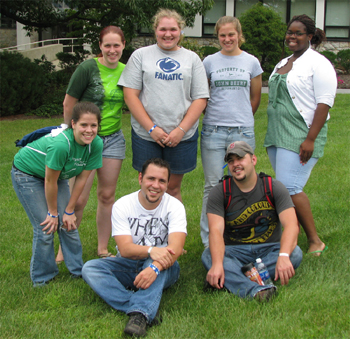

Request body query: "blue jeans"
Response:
[202, 243, 302, 298]
[200, 124, 255, 247]
[267, 146, 318, 195]
[82, 257, 180, 323]
[11, 166, 83, 286]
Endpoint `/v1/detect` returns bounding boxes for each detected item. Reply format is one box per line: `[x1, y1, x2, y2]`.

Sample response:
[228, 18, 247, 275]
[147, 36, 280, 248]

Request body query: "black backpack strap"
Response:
[259, 172, 275, 209]
[220, 175, 232, 211]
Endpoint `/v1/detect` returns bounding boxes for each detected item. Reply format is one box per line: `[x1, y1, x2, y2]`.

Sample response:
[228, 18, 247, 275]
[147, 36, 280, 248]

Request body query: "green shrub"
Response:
[27, 103, 62, 118]
[321, 50, 337, 65]
[201, 46, 220, 58]
[180, 38, 204, 60]
[56, 49, 90, 71]
[0, 51, 47, 116]
[120, 44, 135, 64]
[34, 54, 56, 74]
[49, 69, 72, 88]
[336, 49, 350, 74]
[239, 2, 287, 80]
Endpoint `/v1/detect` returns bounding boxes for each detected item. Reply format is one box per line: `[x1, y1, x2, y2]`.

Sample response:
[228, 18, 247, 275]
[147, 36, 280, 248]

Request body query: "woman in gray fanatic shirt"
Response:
[118, 8, 209, 202]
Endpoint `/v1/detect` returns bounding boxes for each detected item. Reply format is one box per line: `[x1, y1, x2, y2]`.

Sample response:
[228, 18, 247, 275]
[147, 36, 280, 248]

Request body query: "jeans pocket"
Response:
[241, 127, 255, 139]
[13, 170, 29, 182]
[201, 125, 216, 138]
[13, 170, 43, 190]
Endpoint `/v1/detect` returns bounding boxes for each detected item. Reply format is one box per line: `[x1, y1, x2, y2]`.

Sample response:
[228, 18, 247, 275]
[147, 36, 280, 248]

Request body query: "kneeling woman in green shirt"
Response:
[11, 102, 103, 286]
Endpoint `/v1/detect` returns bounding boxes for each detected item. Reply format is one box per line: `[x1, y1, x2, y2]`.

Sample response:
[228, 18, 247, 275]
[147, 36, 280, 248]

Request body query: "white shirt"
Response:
[112, 191, 187, 249]
[270, 48, 337, 128]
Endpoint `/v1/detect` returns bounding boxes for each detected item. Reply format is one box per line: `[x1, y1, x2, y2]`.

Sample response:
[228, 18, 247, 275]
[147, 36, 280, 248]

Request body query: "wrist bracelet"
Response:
[178, 126, 186, 134]
[279, 253, 289, 257]
[64, 210, 75, 215]
[147, 246, 153, 257]
[148, 125, 157, 134]
[47, 212, 59, 218]
[149, 263, 160, 276]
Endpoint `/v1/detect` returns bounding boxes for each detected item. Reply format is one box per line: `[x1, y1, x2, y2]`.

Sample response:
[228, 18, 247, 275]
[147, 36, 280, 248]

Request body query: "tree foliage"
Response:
[239, 2, 288, 80]
[1, 0, 214, 46]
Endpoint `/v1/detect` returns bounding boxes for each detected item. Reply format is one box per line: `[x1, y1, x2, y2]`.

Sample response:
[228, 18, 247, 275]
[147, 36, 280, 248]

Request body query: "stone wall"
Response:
[131, 36, 220, 49]
[318, 41, 350, 54]
[0, 29, 16, 48]
[131, 36, 156, 49]
[16, 44, 63, 62]
[131, 35, 350, 54]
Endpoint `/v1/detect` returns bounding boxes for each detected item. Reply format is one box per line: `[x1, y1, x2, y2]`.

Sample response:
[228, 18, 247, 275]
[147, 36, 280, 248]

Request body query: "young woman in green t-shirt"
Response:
[12, 102, 103, 286]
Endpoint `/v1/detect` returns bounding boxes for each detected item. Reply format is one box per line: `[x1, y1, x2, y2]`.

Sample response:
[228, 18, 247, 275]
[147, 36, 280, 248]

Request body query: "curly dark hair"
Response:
[288, 14, 326, 48]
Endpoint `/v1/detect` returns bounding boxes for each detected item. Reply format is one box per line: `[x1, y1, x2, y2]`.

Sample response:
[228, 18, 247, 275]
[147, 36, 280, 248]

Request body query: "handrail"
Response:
[0, 38, 84, 52]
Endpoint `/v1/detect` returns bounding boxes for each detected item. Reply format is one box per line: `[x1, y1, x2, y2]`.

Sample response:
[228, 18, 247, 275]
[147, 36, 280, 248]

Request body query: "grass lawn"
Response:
[0, 94, 349, 338]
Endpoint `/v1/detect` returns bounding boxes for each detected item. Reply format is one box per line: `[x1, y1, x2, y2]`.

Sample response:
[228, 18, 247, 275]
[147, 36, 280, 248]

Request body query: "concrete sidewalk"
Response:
[262, 87, 350, 94]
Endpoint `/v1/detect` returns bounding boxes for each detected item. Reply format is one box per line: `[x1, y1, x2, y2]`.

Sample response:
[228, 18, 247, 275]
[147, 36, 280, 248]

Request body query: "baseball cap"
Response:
[224, 141, 254, 162]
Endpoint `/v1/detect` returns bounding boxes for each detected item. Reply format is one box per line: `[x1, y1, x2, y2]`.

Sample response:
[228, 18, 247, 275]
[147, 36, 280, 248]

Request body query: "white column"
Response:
[184, 13, 202, 37]
[226, 0, 234, 16]
[315, 0, 325, 30]
[16, 22, 31, 50]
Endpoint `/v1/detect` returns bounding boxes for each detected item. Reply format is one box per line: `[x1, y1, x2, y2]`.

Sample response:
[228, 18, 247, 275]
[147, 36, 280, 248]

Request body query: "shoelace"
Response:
[131, 314, 145, 326]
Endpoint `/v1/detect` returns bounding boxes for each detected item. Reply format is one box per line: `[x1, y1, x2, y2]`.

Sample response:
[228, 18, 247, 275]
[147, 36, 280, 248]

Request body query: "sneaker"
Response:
[124, 312, 147, 337]
[254, 287, 276, 302]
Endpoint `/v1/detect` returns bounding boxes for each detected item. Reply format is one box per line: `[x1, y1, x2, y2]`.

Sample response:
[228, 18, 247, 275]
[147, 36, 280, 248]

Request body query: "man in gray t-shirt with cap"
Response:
[202, 141, 302, 301]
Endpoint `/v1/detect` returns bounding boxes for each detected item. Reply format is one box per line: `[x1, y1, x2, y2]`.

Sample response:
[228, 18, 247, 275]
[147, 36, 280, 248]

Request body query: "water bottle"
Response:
[256, 258, 273, 285]
[241, 262, 264, 286]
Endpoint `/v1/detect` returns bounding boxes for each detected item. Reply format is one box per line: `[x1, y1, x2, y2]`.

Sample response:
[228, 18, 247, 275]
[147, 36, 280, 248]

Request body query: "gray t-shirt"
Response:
[207, 174, 294, 245]
[118, 44, 209, 141]
[203, 51, 263, 127]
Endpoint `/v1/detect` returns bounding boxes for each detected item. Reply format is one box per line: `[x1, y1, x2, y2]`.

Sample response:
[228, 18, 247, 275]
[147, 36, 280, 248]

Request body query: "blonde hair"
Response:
[153, 8, 185, 44]
[214, 16, 245, 47]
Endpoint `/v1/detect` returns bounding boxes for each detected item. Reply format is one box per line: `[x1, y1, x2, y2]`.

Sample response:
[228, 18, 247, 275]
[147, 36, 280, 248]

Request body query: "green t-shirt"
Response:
[264, 73, 327, 158]
[66, 58, 125, 136]
[14, 129, 103, 180]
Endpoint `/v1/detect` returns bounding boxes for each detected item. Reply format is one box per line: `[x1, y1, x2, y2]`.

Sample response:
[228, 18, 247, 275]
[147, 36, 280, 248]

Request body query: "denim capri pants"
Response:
[267, 146, 318, 195]
[131, 128, 198, 174]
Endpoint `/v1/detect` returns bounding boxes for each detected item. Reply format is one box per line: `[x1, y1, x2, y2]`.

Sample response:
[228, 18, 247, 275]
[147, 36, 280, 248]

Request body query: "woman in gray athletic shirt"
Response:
[118, 9, 209, 202]
[200, 16, 263, 248]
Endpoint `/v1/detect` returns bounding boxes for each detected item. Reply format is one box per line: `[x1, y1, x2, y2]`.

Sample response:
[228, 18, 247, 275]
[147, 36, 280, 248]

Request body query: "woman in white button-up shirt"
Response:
[264, 15, 337, 256]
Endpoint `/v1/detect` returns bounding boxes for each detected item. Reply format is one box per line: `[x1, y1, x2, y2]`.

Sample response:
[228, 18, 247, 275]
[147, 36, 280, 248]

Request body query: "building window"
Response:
[290, 0, 315, 21]
[203, 0, 226, 35]
[325, 0, 350, 40]
[235, 0, 315, 24]
[235, 0, 258, 18]
[0, 14, 16, 29]
[235, 0, 287, 21]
